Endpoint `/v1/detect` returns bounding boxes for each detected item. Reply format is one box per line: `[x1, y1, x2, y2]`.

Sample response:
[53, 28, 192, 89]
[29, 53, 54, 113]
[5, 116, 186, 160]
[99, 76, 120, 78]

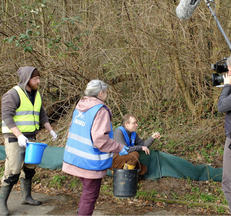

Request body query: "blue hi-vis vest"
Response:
[63, 104, 114, 171]
[118, 126, 136, 147]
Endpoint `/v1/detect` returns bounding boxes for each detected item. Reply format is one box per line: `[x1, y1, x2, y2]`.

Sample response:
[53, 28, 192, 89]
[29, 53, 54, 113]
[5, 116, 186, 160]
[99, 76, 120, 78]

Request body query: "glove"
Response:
[17, 134, 29, 147]
[119, 146, 129, 156]
[50, 130, 57, 141]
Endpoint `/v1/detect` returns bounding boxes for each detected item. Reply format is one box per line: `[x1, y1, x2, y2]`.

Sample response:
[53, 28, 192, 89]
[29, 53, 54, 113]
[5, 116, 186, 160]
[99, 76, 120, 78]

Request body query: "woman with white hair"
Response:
[62, 79, 129, 216]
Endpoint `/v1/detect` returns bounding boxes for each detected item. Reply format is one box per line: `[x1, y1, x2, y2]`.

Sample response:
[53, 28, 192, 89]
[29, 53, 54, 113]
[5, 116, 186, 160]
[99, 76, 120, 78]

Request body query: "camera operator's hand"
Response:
[223, 73, 231, 85]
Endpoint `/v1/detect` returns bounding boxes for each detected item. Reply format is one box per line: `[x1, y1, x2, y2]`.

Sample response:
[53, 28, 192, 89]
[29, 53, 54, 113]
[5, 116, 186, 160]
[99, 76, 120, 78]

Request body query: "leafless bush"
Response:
[0, 0, 230, 146]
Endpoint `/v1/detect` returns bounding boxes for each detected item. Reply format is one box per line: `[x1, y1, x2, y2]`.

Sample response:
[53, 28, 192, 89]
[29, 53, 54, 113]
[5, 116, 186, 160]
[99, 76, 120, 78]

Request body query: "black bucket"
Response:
[113, 168, 139, 198]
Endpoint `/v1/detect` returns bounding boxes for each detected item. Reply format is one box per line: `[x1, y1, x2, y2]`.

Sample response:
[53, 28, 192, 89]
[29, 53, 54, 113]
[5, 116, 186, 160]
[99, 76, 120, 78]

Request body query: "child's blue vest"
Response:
[63, 104, 114, 171]
[117, 126, 136, 147]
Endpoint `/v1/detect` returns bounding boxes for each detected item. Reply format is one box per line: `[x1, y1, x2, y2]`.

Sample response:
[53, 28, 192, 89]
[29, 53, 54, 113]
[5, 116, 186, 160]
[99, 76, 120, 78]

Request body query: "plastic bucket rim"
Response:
[26, 142, 48, 147]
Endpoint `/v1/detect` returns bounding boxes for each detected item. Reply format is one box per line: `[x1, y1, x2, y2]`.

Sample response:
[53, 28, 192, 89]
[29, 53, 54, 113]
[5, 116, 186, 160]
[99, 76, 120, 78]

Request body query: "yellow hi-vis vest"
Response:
[2, 86, 42, 134]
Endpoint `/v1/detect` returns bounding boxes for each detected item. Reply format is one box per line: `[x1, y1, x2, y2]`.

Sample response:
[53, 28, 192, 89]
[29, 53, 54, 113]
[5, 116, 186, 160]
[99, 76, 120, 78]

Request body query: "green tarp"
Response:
[0, 146, 223, 182]
[140, 150, 222, 182]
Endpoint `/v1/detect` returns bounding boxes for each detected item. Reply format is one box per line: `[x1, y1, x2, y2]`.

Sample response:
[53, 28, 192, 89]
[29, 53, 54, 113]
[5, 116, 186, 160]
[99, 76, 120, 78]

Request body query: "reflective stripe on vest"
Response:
[2, 86, 42, 133]
[117, 126, 136, 147]
[63, 104, 114, 171]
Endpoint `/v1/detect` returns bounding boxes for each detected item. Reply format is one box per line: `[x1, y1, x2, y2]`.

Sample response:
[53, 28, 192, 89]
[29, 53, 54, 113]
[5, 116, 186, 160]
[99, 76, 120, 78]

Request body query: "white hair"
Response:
[227, 55, 231, 67]
[84, 79, 108, 97]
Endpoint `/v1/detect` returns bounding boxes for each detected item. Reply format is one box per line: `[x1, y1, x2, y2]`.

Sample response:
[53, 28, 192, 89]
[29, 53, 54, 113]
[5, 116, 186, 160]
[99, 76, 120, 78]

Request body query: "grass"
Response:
[4, 105, 226, 214]
[136, 189, 158, 200]
[100, 184, 113, 196]
[135, 177, 228, 214]
[217, 206, 226, 214]
[0, 164, 4, 178]
[64, 111, 227, 213]
[69, 179, 80, 189]
[49, 175, 67, 189]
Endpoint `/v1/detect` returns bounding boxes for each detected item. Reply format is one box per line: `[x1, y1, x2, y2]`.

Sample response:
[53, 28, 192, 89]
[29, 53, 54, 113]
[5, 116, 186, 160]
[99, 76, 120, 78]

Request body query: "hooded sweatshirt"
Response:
[1, 66, 49, 138]
[62, 96, 124, 179]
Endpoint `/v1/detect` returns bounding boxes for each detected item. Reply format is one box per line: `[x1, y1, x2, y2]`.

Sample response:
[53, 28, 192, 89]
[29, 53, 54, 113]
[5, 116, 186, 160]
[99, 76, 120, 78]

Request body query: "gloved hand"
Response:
[17, 134, 29, 147]
[119, 146, 129, 156]
[50, 130, 57, 141]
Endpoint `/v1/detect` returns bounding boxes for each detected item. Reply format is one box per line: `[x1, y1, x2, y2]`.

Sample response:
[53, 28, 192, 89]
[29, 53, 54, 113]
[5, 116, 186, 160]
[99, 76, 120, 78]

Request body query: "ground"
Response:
[1, 126, 229, 215]
[5, 164, 228, 215]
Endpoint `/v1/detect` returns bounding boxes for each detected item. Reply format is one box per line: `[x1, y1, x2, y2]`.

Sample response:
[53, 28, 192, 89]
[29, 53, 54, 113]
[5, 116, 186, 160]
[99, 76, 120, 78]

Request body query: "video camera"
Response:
[211, 57, 228, 86]
[203, 1, 231, 87]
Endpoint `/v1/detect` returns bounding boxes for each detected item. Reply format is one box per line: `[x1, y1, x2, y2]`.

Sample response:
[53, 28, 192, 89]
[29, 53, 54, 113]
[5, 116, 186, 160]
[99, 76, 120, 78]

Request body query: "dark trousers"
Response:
[222, 137, 231, 212]
[78, 177, 102, 216]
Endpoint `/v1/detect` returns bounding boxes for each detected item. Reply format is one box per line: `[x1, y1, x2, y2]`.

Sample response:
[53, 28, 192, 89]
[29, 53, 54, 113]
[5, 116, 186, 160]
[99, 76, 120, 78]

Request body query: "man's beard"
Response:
[28, 83, 39, 91]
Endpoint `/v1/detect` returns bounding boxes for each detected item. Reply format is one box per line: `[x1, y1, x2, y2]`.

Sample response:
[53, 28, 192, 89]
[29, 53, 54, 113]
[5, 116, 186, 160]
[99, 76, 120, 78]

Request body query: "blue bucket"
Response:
[25, 142, 48, 164]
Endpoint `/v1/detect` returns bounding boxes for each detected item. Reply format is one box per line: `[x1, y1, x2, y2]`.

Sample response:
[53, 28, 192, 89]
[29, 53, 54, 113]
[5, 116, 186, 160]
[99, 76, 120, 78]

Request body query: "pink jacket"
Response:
[62, 96, 124, 179]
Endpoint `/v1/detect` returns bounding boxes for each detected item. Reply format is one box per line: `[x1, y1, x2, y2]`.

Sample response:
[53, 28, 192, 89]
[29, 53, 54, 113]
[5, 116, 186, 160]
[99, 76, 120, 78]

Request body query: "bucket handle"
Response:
[130, 152, 141, 173]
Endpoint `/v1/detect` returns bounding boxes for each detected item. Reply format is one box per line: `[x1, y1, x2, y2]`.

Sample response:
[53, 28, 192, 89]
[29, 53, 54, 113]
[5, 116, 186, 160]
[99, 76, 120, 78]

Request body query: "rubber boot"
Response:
[0, 184, 13, 216]
[20, 178, 41, 205]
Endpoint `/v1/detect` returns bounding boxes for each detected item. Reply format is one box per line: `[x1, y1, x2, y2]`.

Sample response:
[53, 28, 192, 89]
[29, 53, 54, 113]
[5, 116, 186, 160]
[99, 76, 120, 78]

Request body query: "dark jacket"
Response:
[217, 84, 231, 138]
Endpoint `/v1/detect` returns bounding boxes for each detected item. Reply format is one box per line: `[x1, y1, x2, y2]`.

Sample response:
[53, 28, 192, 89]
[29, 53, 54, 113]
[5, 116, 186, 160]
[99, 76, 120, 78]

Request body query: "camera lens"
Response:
[211, 73, 224, 86]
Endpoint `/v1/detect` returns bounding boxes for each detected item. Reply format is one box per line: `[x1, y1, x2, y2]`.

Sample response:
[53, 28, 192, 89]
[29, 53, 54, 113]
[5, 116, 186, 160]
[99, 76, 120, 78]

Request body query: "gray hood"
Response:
[17, 66, 37, 90]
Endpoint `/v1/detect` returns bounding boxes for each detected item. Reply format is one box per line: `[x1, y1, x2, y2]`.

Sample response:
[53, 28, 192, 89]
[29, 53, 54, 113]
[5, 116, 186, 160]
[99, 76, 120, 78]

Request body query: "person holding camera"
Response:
[217, 55, 231, 212]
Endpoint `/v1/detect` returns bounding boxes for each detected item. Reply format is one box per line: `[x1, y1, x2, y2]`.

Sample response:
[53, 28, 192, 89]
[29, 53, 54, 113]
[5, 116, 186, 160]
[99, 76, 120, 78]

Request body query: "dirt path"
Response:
[5, 164, 229, 215]
[7, 189, 229, 215]
[7, 190, 178, 215]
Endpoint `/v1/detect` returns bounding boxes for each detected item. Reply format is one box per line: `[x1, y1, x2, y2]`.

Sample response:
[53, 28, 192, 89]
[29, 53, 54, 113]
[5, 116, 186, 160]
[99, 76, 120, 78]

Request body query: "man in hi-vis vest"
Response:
[0, 66, 57, 216]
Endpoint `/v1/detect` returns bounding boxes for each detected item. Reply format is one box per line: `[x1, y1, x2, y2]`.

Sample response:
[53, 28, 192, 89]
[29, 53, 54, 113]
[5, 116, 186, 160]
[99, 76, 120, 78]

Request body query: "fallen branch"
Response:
[151, 197, 229, 210]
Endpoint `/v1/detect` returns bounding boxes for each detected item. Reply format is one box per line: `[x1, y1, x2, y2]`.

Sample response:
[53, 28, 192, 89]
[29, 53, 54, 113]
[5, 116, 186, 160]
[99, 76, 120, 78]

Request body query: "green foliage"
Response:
[136, 177, 228, 214]
[49, 175, 67, 189]
[217, 207, 226, 214]
[171, 191, 179, 199]
[0, 164, 4, 178]
[100, 184, 113, 196]
[5, 29, 33, 52]
[69, 179, 80, 190]
[136, 189, 158, 200]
